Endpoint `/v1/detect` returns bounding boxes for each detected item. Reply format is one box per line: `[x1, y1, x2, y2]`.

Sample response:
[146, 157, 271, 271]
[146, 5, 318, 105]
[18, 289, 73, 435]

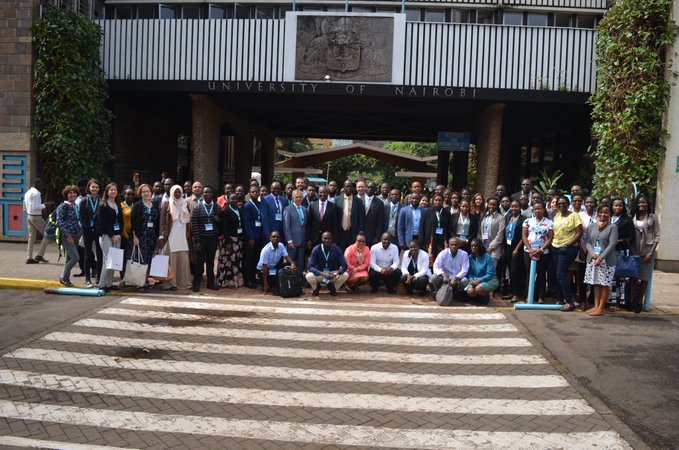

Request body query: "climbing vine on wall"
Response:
[32, 6, 113, 197]
[590, 0, 675, 197]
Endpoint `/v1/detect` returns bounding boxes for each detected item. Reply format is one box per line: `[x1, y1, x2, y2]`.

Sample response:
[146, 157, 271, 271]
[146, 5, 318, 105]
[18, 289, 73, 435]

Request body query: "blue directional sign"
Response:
[438, 131, 471, 152]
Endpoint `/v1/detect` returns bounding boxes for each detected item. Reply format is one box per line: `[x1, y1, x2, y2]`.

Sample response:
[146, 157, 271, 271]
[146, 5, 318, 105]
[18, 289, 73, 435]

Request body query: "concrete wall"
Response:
[656, 0, 679, 272]
[0, 0, 37, 240]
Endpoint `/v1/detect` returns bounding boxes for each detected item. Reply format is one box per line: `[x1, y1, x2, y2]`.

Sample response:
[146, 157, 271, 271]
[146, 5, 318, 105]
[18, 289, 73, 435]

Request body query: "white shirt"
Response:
[24, 187, 44, 216]
[401, 249, 432, 278]
[369, 243, 400, 272]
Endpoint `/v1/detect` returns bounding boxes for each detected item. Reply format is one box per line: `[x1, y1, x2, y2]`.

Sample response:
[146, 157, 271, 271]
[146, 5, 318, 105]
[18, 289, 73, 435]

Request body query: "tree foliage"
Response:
[32, 6, 113, 198]
[590, 0, 675, 197]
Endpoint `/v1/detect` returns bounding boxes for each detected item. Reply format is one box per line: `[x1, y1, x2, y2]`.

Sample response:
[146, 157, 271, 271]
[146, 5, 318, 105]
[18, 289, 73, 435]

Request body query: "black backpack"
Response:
[278, 266, 303, 298]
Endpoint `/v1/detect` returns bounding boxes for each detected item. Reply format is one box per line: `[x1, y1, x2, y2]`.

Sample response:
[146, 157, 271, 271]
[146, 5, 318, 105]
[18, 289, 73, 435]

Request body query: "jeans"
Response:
[60, 240, 80, 282]
[99, 235, 120, 288]
[551, 245, 579, 304]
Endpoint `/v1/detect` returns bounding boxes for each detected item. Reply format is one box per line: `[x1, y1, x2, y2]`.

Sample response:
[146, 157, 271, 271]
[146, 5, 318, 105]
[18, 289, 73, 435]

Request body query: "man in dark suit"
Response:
[334, 179, 364, 249]
[397, 192, 432, 252]
[383, 188, 402, 247]
[307, 186, 339, 247]
[261, 181, 290, 242]
[356, 180, 385, 246]
[242, 184, 266, 289]
[283, 189, 308, 271]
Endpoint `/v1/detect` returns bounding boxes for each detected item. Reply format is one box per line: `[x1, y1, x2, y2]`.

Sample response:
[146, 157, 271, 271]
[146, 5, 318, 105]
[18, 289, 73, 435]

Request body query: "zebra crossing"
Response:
[0, 293, 630, 448]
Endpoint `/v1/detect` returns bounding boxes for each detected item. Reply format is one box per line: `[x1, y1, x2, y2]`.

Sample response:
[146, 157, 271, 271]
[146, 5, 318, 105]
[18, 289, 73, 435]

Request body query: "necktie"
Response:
[320, 202, 325, 221]
[297, 206, 304, 225]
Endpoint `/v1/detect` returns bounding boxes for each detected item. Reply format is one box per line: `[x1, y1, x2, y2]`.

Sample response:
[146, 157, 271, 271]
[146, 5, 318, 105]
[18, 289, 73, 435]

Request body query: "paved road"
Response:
[0, 291, 632, 448]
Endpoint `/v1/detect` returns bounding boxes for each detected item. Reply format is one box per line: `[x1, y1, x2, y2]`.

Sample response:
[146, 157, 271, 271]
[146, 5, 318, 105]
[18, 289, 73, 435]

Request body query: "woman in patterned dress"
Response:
[584, 205, 618, 316]
[130, 183, 160, 286]
[217, 193, 245, 288]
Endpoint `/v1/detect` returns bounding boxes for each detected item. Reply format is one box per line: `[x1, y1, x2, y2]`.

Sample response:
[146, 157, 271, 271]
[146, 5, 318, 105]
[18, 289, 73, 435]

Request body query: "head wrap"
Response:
[169, 185, 190, 223]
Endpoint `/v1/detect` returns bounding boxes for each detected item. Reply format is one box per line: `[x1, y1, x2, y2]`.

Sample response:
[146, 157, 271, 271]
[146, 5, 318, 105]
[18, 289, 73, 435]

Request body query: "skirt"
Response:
[584, 259, 615, 287]
[638, 244, 655, 282]
[217, 236, 244, 288]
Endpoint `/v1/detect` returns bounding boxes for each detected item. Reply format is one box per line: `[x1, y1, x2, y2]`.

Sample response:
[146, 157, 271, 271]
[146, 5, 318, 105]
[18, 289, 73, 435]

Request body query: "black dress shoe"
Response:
[246, 282, 257, 289]
[26, 258, 37, 264]
[312, 288, 320, 296]
[208, 284, 220, 290]
[328, 284, 337, 296]
[73, 272, 85, 277]
[192, 285, 200, 292]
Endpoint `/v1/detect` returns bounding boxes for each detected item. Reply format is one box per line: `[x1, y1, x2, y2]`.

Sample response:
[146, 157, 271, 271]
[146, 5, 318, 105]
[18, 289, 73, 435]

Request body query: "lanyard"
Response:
[297, 206, 305, 225]
[274, 196, 281, 213]
[73, 203, 80, 219]
[435, 209, 441, 227]
[229, 205, 241, 226]
[411, 254, 418, 270]
[249, 199, 261, 218]
[459, 214, 469, 226]
[391, 203, 397, 217]
[272, 244, 278, 265]
[507, 216, 517, 238]
[143, 202, 153, 216]
[202, 201, 214, 219]
[321, 246, 331, 266]
[88, 195, 99, 215]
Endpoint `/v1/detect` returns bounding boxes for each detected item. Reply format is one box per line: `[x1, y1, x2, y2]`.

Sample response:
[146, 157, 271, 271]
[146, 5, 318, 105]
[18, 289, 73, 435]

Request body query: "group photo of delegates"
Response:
[31, 174, 660, 313]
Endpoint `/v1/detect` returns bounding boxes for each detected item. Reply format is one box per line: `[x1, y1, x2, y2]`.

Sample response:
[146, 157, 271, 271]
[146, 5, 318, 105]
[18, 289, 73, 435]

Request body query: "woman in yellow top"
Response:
[551, 196, 583, 311]
[120, 186, 135, 280]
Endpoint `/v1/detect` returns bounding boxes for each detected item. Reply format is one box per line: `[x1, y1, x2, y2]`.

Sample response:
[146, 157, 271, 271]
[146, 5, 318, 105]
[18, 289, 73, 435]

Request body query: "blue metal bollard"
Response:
[644, 271, 654, 312]
[526, 259, 537, 305]
[44, 287, 107, 296]
[514, 303, 562, 310]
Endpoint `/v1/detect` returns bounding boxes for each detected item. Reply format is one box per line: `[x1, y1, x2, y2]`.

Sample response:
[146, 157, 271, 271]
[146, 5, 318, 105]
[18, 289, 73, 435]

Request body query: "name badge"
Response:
[113, 223, 121, 231]
[255, 220, 262, 227]
[275, 213, 283, 221]
[268, 268, 277, 276]
[594, 246, 602, 254]
[147, 221, 154, 228]
[89, 219, 94, 227]
[237, 228, 243, 234]
[506, 238, 512, 245]
[435, 227, 444, 235]
[482, 233, 489, 240]
[205, 223, 214, 231]
[460, 234, 467, 240]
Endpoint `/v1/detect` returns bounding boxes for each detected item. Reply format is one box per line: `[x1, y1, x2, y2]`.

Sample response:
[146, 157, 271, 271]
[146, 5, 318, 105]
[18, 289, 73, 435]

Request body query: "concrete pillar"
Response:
[475, 103, 505, 198]
[191, 94, 220, 189]
[437, 151, 449, 186]
[259, 132, 276, 186]
[234, 124, 253, 187]
[656, 0, 679, 272]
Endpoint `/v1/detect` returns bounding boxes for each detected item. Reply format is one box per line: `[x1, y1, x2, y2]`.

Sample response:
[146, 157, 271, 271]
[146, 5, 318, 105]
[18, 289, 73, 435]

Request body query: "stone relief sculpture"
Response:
[296, 16, 393, 82]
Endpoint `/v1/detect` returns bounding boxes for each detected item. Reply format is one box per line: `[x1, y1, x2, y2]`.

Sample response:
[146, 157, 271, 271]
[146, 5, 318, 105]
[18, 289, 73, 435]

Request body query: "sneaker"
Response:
[561, 303, 576, 312]
[85, 281, 94, 288]
[538, 298, 545, 304]
[26, 258, 37, 264]
[34, 256, 49, 263]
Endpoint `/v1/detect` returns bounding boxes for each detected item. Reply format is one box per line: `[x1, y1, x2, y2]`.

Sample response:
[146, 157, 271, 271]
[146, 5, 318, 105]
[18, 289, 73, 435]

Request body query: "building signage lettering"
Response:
[206, 81, 477, 99]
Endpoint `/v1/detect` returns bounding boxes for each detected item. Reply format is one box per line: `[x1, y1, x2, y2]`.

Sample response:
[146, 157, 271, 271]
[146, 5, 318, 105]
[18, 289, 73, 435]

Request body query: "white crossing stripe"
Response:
[0, 369, 594, 416]
[0, 400, 631, 449]
[121, 297, 507, 320]
[4, 348, 566, 388]
[100, 307, 519, 333]
[0, 435, 134, 449]
[73, 318, 531, 348]
[41, 332, 548, 365]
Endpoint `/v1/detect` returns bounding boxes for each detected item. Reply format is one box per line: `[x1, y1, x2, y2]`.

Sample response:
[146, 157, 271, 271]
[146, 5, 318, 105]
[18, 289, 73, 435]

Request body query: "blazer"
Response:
[632, 213, 660, 255]
[283, 203, 308, 247]
[480, 212, 506, 260]
[586, 222, 619, 266]
[397, 205, 432, 248]
[261, 194, 290, 240]
[307, 199, 340, 246]
[612, 214, 635, 252]
[220, 204, 245, 238]
[334, 194, 365, 239]
[359, 196, 385, 245]
[383, 200, 403, 236]
[429, 207, 451, 246]
[130, 200, 160, 242]
[97, 201, 123, 238]
[504, 213, 526, 252]
[242, 198, 265, 241]
[79, 195, 100, 234]
[159, 202, 191, 243]
[449, 212, 480, 243]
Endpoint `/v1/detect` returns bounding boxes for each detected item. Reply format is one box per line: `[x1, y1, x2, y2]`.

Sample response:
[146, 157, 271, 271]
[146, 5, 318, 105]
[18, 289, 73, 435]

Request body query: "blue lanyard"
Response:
[202, 201, 214, 220]
[435, 209, 441, 227]
[249, 199, 261, 219]
[411, 253, 418, 270]
[507, 217, 517, 238]
[321, 246, 331, 267]
[88, 195, 99, 215]
[229, 205, 241, 226]
[271, 244, 279, 265]
[274, 196, 281, 213]
[144, 202, 153, 217]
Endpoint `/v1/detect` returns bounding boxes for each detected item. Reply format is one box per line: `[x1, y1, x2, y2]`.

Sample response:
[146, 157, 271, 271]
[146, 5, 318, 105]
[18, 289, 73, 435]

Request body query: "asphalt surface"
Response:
[508, 309, 679, 450]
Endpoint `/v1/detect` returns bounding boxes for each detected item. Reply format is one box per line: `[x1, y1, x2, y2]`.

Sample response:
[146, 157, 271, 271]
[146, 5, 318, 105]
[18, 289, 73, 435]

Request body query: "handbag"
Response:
[150, 249, 173, 280]
[104, 246, 124, 271]
[124, 245, 148, 287]
[435, 283, 454, 306]
[614, 252, 640, 278]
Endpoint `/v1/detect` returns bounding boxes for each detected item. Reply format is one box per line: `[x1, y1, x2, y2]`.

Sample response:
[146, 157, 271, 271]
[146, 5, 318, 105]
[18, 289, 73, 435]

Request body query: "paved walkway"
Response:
[0, 293, 633, 448]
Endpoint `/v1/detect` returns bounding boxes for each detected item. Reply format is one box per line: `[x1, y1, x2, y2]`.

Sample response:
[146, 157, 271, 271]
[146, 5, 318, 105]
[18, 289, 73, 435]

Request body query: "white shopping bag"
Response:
[149, 252, 170, 279]
[105, 246, 124, 271]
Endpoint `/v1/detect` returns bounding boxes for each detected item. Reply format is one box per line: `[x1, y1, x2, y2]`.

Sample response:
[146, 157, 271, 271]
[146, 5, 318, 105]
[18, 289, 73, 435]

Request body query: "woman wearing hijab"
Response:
[158, 184, 192, 290]
[97, 182, 123, 291]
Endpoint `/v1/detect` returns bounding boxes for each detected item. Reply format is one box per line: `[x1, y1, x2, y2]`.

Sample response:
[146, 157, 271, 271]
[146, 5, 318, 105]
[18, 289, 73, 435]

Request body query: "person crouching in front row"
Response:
[401, 239, 431, 296]
[257, 231, 296, 295]
[306, 232, 348, 296]
[369, 232, 402, 294]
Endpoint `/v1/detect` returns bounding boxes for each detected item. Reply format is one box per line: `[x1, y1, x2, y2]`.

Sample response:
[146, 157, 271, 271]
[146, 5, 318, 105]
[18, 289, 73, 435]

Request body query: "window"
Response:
[114, 6, 132, 19]
[405, 9, 421, 22]
[234, 4, 250, 18]
[425, 10, 446, 23]
[376, 7, 398, 13]
[181, 5, 201, 18]
[451, 9, 470, 24]
[209, 4, 227, 19]
[503, 11, 523, 25]
[476, 10, 494, 24]
[576, 15, 596, 29]
[277, 6, 291, 18]
[526, 13, 547, 26]
[554, 14, 571, 27]
[137, 5, 155, 18]
[351, 7, 373, 13]
[255, 6, 273, 19]
[159, 4, 175, 19]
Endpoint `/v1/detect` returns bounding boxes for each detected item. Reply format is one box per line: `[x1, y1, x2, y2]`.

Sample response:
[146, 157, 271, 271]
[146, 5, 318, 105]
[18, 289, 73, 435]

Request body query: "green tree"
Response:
[33, 6, 114, 198]
[590, 0, 675, 197]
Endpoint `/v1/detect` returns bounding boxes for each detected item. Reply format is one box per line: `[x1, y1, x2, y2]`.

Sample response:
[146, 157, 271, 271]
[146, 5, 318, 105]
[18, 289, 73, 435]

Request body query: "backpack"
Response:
[278, 266, 303, 298]
[43, 212, 58, 242]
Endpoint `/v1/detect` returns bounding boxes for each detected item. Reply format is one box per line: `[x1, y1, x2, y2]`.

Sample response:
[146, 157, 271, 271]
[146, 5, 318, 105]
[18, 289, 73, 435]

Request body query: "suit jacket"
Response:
[586, 222, 618, 266]
[334, 194, 365, 239]
[397, 205, 432, 248]
[613, 214, 635, 252]
[359, 196, 385, 245]
[504, 213, 526, 253]
[283, 204, 308, 247]
[429, 207, 451, 248]
[449, 212, 480, 245]
[242, 198, 265, 241]
[383, 200, 403, 238]
[480, 211, 506, 260]
[261, 194, 289, 240]
[307, 199, 339, 246]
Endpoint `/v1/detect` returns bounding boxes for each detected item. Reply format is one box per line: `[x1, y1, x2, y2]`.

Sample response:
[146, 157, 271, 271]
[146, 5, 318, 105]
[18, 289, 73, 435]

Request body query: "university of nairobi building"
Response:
[1, 0, 679, 271]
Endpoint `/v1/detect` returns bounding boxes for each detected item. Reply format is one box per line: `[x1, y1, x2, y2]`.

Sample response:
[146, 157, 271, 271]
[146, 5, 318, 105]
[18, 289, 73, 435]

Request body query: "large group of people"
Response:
[28, 175, 660, 312]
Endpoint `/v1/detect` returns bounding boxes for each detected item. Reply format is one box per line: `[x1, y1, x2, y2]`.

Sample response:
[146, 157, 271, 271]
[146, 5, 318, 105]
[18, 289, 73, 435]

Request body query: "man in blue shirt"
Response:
[257, 231, 296, 295]
[306, 232, 348, 296]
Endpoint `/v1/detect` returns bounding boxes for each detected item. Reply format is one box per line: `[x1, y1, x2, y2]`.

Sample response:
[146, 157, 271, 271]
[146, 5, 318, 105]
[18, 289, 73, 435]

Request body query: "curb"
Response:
[0, 277, 62, 290]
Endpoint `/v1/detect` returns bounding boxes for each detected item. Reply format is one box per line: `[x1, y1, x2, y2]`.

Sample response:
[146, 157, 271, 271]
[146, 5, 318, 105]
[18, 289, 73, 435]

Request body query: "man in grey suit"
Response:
[384, 188, 402, 247]
[480, 197, 506, 266]
[283, 189, 308, 271]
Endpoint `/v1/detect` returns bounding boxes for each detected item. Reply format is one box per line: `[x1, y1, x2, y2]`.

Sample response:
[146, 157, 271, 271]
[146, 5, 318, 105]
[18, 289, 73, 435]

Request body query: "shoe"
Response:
[344, 285, 354, 294]
[192, 285, 200, 292]
[312, 288, 320, 296]
[561, 303, 576, 312]
[34, 256, 49, 263]
[73, 272, 85, 277]
[387, 288, 396, 294]
[370, 287, 379, 294]
[108, 285, 121, 291]
[208, 284, 220, 290]
[555, 299, 565, 305]
[59, 278, 73, 287]
[246, 282, 257, 289]
[26, 258, 37, 264]
[538, 298, 545, 304]
[85, 281, 94, 288]
[328, 284, 337, 296]
[501, 293, 514, 300]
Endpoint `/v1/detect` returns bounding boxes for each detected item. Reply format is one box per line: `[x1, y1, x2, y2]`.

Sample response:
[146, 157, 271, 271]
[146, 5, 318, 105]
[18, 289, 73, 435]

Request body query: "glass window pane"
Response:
[526, 13, 547, 26]
[503, 11, 523, 26]
[137, 5, 155, 18]
[351, 7, 372, 13]
[425, 10, 445, 23]
[476, 10, 494, 24]
[277, 6, 291, 18]
[451, 9, 470, 24]
[159, 5, 175, 19]
[234, 4, 250, 18]
[209, 5, 226, 19]
[576, 15, 596, 29]
[554, 14, 571, 27]
[114, 7, 132, 19]
[405, 9, 420, 22]
[182, 6, 200, 19]
[255, 6, 273, 19]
